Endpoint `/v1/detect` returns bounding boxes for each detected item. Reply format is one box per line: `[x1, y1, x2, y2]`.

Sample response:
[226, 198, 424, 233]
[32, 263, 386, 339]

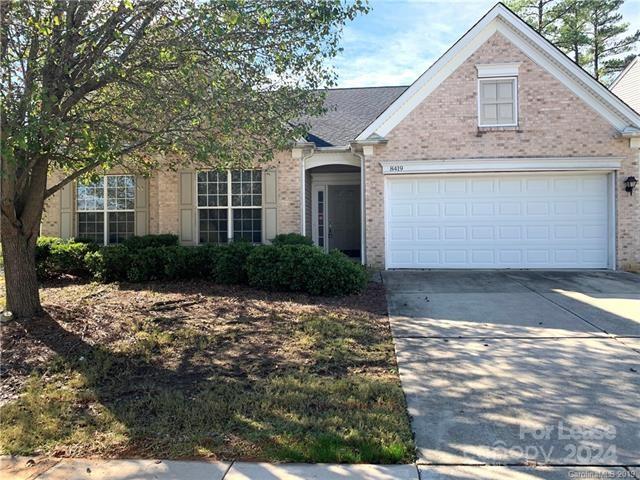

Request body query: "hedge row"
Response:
[36, 234, 367, 296]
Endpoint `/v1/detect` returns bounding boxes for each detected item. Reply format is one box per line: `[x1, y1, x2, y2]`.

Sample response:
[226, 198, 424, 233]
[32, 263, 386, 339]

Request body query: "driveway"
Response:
[384, 270, 640, 477]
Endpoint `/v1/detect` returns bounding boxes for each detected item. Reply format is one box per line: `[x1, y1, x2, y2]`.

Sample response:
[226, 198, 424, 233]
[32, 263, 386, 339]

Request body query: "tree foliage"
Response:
[507, 0, 639, 81]
[0, 0, 367, 317]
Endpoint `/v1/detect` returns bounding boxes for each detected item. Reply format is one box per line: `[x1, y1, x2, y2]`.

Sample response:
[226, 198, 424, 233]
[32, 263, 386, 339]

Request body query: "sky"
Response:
[332, 0, 640, 87]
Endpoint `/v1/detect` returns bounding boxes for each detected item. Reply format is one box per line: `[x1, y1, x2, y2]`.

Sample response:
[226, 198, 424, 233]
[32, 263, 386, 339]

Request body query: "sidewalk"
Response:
[3, 457, 639, 480]
[1, 457, 419, 480]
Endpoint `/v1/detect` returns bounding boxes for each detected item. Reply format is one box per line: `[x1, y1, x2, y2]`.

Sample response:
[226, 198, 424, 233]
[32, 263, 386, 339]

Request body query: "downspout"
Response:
[353, 150, 366, 266]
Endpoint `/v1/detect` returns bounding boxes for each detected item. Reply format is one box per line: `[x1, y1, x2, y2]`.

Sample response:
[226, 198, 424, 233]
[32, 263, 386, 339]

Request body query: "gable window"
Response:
[76, 175, 135, 245]
[476, 63, 519, 128]
[478, 78, 517, 127]
[197, 170, 262, 244]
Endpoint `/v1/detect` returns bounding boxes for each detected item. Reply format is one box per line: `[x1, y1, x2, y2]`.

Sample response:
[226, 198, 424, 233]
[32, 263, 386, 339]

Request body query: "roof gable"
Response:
[357, 2, 640, 141]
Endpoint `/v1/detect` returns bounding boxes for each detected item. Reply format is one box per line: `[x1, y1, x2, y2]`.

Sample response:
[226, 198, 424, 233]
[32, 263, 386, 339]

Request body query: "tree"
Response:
[506, 0, 562, 36]
[0, 0, 367, 318]
[554, 0, 590, 63]
[582, 0, 640, 80]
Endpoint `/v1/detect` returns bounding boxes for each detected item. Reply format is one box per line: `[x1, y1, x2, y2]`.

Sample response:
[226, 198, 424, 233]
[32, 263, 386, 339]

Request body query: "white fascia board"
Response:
[476, 62, 520, 77]
[380, 157, 623, 175]
[357, 3, 640, 141]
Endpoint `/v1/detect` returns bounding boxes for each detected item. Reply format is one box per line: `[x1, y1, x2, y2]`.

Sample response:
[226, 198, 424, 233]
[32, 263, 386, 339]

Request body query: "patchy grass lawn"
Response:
[0, 279, 413, 463]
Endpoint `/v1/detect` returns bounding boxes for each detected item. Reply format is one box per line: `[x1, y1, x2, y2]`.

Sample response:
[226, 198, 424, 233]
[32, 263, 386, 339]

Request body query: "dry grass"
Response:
[0, 279, 413, 463]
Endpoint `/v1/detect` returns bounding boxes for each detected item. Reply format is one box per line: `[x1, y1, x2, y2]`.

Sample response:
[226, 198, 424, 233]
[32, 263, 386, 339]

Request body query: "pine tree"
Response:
[506, 0, 562, 35]
[583, 0, 640, 80]
[555, 0, 590, 64]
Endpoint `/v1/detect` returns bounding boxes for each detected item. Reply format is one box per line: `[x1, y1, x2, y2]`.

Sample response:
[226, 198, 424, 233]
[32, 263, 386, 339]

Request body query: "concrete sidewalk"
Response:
[3, 457, 639, 480]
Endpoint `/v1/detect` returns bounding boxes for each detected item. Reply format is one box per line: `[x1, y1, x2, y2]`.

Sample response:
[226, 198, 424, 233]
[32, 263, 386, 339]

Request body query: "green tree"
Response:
[506, 0, 562, 35]
[582, 0, 639, 80]
[555, 0, 590, 63]
[0, 0, 367, 318]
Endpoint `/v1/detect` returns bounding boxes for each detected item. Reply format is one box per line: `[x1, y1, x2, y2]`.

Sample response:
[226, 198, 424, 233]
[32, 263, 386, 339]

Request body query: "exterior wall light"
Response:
[624, 176, 637, 196]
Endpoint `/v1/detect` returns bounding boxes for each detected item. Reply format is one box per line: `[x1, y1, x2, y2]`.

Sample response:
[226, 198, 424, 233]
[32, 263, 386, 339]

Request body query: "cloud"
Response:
[333, 0, 640, 88]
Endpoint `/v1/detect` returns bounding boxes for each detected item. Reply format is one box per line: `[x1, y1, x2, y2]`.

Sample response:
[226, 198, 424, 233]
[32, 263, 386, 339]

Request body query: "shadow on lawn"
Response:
[4, 308, 410, 462]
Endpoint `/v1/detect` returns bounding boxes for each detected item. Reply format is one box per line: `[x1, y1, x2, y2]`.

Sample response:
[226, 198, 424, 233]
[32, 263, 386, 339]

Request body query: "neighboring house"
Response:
[42, 3, 640, 270]
[610, 56, 640, 114]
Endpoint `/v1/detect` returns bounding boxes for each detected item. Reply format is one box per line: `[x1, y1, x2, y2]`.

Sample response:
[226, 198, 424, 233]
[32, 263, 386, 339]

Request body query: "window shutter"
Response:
[179, 171, 196, 245]
[263, 169, 277, 243]
[59, 183, 74, 239]
[134, 176, 149, 236]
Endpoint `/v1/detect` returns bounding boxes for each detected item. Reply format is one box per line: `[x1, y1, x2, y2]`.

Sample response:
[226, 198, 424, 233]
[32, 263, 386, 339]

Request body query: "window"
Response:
[197, 170, 262, 244]
[478, 77, 517, 127]
[77, 175, 135, 245]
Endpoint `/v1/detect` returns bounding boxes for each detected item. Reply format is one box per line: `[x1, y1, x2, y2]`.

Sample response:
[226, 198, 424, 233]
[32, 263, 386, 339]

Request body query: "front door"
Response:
[328, 184, 360, 256]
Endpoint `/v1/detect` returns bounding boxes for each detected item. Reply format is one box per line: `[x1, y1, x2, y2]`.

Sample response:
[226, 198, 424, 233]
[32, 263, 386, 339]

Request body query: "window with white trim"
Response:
[478, 77, 517, 127]
[197, 170, 262, 244]
[76, 175, 135, 245]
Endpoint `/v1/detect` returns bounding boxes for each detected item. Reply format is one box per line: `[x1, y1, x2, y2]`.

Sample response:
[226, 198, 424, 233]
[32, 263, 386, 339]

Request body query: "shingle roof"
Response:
[303, 86, 409, 147]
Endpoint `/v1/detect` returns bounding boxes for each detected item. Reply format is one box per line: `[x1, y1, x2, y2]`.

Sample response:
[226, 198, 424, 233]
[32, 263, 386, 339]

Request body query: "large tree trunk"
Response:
[1, 218, 42, 318]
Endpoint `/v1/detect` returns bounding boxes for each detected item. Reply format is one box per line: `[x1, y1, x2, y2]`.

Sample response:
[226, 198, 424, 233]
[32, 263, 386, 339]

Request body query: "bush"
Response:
[270, 233, 314, 246]
[246, 245, 367, 295]
[210, 241, 254, 284]
[85, 244, 132, 282]
[36, 237, 97, 278]
[123, 234, 179, 250]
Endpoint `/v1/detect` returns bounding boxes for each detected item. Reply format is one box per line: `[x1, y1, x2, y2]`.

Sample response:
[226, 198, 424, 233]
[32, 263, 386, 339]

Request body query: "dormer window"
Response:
[476, 63, 519, 128]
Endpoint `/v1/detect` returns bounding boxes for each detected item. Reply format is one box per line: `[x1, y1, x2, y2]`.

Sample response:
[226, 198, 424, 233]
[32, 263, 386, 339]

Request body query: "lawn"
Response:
[0, 278, 414, 463]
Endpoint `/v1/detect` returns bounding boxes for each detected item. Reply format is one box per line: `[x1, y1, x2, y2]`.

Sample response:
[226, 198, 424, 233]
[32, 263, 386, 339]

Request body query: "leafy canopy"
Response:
[1, 0, 368, 197]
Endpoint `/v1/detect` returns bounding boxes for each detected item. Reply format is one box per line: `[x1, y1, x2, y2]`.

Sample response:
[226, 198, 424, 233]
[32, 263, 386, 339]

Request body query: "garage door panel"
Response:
[386, 173, 610, 269]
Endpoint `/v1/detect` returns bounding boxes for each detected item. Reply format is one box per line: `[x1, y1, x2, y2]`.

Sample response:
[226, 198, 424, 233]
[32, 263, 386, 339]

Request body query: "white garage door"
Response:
[385, 172, 611, 269]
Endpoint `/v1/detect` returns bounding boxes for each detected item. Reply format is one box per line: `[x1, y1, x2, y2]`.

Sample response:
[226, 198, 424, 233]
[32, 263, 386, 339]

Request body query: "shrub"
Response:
[210, 241, 254, 284]
[123, 234, 179, 250]
[246, 245, 367, 296]
[85, 245, 132, 282]
[36, 237, 97, 278]
[270, 233, 314, 246]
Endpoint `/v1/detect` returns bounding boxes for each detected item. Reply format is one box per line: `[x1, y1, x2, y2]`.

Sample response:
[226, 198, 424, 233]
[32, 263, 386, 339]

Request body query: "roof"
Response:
[303, 86, 408, 147]
[356, 2, 640, 140]
[609, 56, 639, 90]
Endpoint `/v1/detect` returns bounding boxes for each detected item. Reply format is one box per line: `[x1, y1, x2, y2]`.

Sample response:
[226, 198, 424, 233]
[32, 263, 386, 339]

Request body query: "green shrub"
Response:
[35, 237, 63, 278]
[85, 245, 132, 282]
[36, 237, 97, 278]
[246, 245, 367, 296]
[123, 234, 179, 250]
[210, 241, 254, 284]
[270, 233, 314, 246]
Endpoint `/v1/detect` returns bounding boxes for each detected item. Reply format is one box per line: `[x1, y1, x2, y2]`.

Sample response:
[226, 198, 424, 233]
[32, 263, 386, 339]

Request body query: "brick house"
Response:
[42, 3, 640, 270]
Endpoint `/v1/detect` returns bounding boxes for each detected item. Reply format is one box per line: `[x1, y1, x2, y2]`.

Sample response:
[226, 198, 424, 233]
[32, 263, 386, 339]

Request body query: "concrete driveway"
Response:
[384, 270, 640, 475]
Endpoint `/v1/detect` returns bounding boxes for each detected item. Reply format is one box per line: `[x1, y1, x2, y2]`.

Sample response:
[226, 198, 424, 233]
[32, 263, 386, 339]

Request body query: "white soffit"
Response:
[356, 3, 640, 140]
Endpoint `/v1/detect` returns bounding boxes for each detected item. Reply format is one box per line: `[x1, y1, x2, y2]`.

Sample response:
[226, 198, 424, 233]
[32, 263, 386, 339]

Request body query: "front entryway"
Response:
[310, 169, 361, 259]
[327, 184, 360, 256]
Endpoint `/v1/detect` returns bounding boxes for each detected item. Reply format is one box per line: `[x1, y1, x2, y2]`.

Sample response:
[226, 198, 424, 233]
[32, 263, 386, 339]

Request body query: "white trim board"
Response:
[357, 4, 640, 141]
[379, 157, 623, 175]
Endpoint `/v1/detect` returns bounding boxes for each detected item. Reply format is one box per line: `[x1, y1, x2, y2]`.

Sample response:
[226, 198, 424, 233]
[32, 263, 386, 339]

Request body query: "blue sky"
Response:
[333, 0, 640, 87]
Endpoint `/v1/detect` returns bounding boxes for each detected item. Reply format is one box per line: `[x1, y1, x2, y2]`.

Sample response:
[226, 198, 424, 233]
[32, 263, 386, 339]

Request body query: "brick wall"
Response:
[365, 31, 639, 268]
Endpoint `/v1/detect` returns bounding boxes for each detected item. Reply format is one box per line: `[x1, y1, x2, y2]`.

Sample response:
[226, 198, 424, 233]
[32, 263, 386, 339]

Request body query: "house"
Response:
[610, 56, 640, 114]
[42, 3, 640, 270]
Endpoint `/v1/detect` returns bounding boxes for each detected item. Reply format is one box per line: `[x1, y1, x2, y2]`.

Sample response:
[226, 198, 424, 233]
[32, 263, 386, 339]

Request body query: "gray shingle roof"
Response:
[303, 86, 408, 147]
